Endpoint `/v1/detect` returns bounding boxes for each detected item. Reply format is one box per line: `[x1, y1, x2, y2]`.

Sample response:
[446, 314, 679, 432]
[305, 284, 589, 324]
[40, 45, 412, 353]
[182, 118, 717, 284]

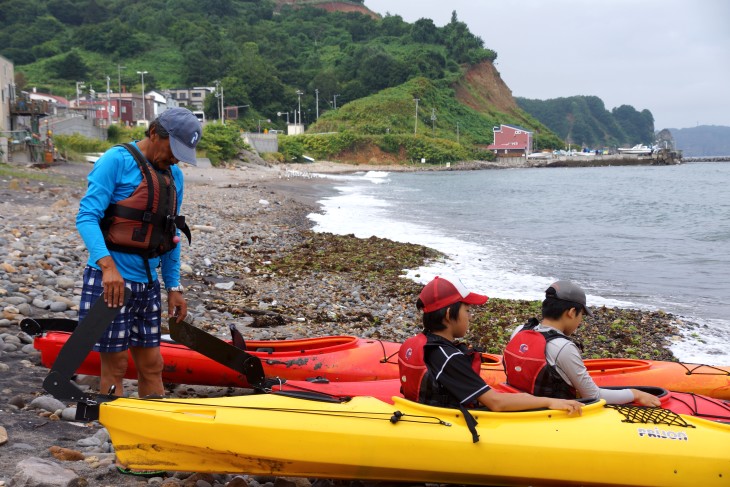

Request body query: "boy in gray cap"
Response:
[504, 280, 660, 407]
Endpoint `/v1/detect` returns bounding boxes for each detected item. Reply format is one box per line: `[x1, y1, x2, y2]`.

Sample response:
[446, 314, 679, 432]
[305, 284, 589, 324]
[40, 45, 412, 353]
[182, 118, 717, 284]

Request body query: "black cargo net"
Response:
[606, 404, 696, 428]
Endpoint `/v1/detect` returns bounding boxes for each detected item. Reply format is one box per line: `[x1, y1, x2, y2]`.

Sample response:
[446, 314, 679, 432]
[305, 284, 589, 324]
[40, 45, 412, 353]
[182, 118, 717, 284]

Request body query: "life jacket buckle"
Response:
[142, 211, 153, 223]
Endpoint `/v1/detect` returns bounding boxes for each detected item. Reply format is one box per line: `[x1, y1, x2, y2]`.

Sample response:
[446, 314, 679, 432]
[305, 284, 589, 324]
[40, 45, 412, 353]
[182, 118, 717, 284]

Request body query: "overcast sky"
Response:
[364, 0, 730, 130]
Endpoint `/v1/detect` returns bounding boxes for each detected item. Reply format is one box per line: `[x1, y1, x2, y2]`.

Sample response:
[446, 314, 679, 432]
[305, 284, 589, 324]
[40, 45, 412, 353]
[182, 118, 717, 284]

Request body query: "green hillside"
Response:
[2, 0, 651, 162]
[516, 95, 655, 149]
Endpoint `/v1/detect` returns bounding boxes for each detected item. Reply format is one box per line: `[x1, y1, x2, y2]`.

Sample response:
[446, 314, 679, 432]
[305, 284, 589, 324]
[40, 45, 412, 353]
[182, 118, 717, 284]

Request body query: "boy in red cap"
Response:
[399, 275, 583, 416]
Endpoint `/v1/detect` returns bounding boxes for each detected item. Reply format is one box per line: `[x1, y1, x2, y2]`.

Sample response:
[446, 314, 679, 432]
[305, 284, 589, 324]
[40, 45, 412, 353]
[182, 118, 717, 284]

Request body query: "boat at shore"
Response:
[23, 318, 400, 386]
[618, 144, 654, 155]
[93, 392, 730, 486]
[26, 317, 730, 398]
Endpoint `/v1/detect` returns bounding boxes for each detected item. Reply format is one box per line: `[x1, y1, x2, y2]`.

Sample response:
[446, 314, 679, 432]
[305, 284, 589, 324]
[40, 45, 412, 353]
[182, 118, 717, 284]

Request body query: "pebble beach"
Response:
[1, 158, 687, 487]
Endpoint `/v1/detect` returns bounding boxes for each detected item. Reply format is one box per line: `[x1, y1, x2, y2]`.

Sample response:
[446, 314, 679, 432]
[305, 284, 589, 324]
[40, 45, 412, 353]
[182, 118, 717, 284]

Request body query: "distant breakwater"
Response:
[681, 156, 730, 163]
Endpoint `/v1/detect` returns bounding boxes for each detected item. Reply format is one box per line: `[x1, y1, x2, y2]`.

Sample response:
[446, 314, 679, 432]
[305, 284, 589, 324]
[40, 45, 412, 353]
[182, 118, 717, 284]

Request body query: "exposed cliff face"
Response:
[452, 61, 520, 116]
[275, 0, 380, 19]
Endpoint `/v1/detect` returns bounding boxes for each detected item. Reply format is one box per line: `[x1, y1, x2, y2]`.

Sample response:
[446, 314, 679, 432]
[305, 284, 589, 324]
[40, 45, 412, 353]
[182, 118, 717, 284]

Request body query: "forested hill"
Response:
[516, 96, 655, 149]
[1, 1, 497, 123]
[2, 0, 652, 158]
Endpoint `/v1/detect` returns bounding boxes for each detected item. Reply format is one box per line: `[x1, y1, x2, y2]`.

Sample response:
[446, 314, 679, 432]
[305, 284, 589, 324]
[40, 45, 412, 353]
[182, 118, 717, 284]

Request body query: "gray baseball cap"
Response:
[546, 280, 592, 316]
[157, 108, 202, 165]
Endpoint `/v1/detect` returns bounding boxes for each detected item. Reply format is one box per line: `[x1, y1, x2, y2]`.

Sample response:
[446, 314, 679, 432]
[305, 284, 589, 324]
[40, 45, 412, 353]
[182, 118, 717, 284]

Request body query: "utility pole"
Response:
[296, 90, 303, 127]
[106, 76, 111, 126]
[136, 71, 148, 122]
[220, 84, 225, 125]
[333, 94, 339, 110]
[413, 98, 419, 135]
[315, 89, 319, 120]
[456, 121, 460, 144]
[431, 108, 436, 135]
[117, 65, 125, 122]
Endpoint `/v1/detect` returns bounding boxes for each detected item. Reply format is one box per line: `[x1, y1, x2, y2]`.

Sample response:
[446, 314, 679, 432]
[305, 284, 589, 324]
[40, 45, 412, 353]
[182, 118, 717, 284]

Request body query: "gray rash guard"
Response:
[510, 324, 634, 404]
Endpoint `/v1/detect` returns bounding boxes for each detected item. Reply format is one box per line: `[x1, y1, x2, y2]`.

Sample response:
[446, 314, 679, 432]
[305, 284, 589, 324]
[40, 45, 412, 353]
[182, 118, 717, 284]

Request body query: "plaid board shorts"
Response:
[79, 266, 162, 353]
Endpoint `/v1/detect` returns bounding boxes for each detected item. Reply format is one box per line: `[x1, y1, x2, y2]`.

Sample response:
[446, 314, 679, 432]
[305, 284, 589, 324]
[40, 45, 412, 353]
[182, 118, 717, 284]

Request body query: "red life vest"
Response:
[503, 318, 577, 399]
[398, 333, 481, 407]
[101, 143, 191, 262]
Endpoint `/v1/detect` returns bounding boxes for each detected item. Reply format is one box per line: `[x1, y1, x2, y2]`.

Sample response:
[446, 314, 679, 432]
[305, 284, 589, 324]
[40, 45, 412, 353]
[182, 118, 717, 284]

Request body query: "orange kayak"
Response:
[31, 329, 400, 387]
[480, 355, 730, 400]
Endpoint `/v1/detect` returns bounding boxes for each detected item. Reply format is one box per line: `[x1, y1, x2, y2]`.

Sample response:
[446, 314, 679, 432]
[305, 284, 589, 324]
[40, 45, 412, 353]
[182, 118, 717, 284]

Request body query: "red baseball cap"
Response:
[419, 275, 489, 313]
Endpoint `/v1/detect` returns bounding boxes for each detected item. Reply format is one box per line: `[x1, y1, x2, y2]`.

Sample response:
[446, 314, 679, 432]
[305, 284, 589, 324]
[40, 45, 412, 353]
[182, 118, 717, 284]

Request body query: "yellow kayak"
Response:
[100, 393, 730, 486]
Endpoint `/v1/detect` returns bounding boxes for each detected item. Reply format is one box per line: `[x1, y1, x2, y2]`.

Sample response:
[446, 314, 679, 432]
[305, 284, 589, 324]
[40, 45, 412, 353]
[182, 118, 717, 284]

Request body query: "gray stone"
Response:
[49, 301, 68, 312]
[56, 277, 76, 289]
[29, 395, 67, 413]
[9, 442, 36, 450]
[3, 296, 28, 305]
[93, 428, 110, 443]
[10, 457, 80, 487]
[61, 407, 78, 421]
[76, 436, 101, 447]
[32, 297, 51, 309]
[3, 334, 21, 345]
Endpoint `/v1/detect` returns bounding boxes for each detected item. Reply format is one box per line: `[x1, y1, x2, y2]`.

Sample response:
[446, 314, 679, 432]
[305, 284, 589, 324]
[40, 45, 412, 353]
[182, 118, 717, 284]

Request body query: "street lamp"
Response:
[75, 81, 86, 108]
[214, 80, 225, 125]
[277, 111, 290, 124]
[296, 90, 303, 126]
[136, 71, 148, 122]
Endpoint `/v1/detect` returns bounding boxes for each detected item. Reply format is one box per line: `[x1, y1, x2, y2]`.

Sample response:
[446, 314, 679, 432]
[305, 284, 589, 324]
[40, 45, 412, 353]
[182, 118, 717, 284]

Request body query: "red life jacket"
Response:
[503, 318, 577, 399]
[398, 333, 481, 407]
[101, 143, 192, 263]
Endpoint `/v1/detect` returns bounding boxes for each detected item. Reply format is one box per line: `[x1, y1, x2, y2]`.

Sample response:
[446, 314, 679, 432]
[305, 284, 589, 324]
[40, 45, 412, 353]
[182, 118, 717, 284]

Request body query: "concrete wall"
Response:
[0, 55, 14, 132]
[243, 133, 279, 154]
[46, 116, 107, 140]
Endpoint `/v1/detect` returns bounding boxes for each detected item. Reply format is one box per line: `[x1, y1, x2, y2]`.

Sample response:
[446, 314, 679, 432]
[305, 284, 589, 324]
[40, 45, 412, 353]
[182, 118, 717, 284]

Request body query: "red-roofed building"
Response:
[487, 124, 533, 157]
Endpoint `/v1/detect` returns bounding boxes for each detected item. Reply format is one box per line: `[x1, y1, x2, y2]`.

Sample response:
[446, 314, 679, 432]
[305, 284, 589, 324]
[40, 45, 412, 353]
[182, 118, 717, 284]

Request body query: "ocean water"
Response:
[307, 162, 730, 365]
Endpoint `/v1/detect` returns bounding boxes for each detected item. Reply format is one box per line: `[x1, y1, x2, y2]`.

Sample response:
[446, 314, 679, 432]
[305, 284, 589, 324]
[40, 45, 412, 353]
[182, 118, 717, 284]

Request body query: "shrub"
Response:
[197, 123, 247, 166]
[53, 133, 111, 154]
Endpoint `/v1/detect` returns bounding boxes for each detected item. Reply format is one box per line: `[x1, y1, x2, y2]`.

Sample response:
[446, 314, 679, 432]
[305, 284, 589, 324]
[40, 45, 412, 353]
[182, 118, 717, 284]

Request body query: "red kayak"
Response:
[269, 377, 730, 424]
[25, 318, 730, 399]
[31, 329, 400, 387]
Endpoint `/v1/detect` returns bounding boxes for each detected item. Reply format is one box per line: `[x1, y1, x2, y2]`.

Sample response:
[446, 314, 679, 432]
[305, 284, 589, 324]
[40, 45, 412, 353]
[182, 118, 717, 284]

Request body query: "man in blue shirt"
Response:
[76, 108, 202, 397]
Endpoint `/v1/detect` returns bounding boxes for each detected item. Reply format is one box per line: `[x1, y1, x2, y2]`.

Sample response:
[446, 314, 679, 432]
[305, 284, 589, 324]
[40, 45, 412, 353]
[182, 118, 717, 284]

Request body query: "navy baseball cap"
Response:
[546, 280, 592, 316]
[157, 108, 202, 165]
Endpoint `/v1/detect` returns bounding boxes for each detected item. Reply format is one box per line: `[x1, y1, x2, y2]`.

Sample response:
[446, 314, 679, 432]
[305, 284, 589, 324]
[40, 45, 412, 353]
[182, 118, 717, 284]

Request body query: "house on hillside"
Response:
[487, 124, 533, 157]
[167, 86, 215, 110]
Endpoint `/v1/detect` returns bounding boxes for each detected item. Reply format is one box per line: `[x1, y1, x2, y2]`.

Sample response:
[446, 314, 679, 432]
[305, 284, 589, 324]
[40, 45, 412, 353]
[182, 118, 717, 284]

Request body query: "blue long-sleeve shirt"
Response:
[76, 142, 185, 287]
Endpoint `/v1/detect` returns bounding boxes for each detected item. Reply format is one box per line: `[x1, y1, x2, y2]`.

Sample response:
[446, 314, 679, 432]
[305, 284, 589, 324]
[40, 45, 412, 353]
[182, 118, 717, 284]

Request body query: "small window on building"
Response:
[192, 92, 201, 98]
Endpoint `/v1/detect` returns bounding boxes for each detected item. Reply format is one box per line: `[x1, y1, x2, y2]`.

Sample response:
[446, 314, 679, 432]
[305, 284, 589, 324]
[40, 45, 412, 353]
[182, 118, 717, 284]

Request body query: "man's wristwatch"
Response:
[167, 285, 185, 294]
